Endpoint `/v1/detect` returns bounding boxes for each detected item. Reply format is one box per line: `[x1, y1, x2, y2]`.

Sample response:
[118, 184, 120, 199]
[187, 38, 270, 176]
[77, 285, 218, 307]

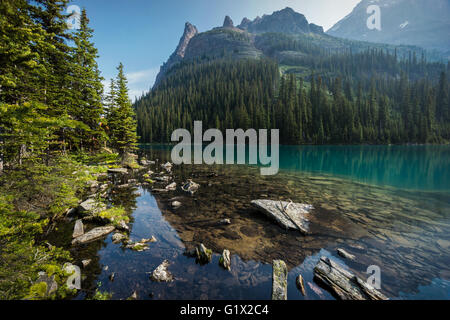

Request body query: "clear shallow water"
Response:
[57, 145, 449, 300]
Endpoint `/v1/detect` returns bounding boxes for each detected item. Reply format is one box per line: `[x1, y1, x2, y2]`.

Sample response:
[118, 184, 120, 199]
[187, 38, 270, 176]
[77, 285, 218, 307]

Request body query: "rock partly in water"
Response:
[150, 260, 173, 282]
[337, 248, 356, 261]
[72, 226, 115, 245]
[196, 243, 212, 264]
[78, 198, 107, 215]
[112, 233, 128, 244]
[272, 260, 288, 300]
[165, 182, 177, 191]
[251, 200, 313, 234]
[314, 256, 388, 300]
[296, 274, 306, 296]
[182, 179, 200, 195]
[81, 259, 92, 268]
[72, 219, 84, 238]
[107, 168, 128, 174]
[219, 249, 231, 271]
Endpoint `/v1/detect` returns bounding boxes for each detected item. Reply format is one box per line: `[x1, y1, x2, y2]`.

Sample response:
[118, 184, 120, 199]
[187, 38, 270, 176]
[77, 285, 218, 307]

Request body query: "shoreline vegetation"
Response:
[0, 1, 138, 299]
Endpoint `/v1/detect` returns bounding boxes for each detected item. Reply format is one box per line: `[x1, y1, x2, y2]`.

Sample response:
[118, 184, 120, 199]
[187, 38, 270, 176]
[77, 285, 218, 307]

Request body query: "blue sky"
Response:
[71, 0, 360, 100]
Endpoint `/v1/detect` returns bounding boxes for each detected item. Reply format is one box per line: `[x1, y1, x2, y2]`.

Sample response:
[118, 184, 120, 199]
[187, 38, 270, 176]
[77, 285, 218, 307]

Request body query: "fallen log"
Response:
[313, 256, 388, 300]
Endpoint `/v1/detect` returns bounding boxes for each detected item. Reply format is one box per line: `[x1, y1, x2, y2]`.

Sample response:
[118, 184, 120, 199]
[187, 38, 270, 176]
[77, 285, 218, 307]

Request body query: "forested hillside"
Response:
[136, 45, 450, 144]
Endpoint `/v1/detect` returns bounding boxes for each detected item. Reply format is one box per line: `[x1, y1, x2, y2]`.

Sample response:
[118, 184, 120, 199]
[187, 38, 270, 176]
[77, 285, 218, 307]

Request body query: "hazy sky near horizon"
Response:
[71, 0, 360, 99]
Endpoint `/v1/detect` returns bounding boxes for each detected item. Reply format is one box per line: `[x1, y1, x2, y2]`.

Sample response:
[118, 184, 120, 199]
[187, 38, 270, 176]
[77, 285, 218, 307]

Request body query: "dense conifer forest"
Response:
[135, 44, 450, 145]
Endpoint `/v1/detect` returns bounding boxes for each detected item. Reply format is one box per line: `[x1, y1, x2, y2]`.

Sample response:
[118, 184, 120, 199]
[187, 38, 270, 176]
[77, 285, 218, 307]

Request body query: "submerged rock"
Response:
[182, 179, 200, 195]
[251, 200, 313, 234]
[272, 260, 288, 300]
[314, 256, 388, 300]
[219, 218, 231, 225]
[72, 219, 84, 238]
[72, 226, 115, 245]
[337, 248, 356, 261]
[171, 201, 182, 208]
[151, 260, 173, 282]
[219, 249, 231, 270]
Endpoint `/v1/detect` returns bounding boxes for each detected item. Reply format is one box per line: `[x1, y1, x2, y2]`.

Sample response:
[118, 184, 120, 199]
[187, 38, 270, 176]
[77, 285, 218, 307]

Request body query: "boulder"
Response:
[78, 198, 106, 215]
[72, 219, 84, 238]
[314, 256, 388, 300]
[251, 200, 313, 234]
[150, 260, 173, 282]
[219, 249, 231, 270]
[272, 260, 288, 300]
[72, 226, 115, 245]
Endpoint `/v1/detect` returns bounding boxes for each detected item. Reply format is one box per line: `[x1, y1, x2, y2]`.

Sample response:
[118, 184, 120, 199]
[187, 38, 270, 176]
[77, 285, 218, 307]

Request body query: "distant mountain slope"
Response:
[153, 7, 435, 88]
[328, 0, 450, 57]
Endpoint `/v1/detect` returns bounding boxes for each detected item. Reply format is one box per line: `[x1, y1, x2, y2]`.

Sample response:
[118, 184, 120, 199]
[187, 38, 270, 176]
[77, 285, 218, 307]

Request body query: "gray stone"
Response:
[72, 219, 84, 238]
[72, 226, 115, 245]
[112, 233, 127, 244]
[78, 198, 106, 215]
[219, 249, 231, 271]
[165, 182, 177, 191]
[150, 260, 173, 282]
[251, 200, 313, 234]
[107, 168, 128, 174]
[272, 260, 288, 300]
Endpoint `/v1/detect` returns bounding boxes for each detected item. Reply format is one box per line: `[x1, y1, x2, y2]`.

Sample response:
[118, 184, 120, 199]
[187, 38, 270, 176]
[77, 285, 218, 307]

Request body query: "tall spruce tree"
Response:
[70, 8, 104, 151]
[108, 63, 138, 155]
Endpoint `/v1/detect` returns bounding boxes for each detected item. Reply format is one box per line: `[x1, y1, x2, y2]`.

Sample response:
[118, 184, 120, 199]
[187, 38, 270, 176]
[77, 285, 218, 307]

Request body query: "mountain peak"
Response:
[175, 22, 198, 58]
[239, 7, 323, 35]
[223, 16, 234, 28]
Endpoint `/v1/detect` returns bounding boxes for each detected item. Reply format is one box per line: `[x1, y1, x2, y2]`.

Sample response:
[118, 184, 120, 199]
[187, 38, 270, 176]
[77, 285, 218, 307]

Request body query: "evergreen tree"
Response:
[108, 63, 138, 155]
